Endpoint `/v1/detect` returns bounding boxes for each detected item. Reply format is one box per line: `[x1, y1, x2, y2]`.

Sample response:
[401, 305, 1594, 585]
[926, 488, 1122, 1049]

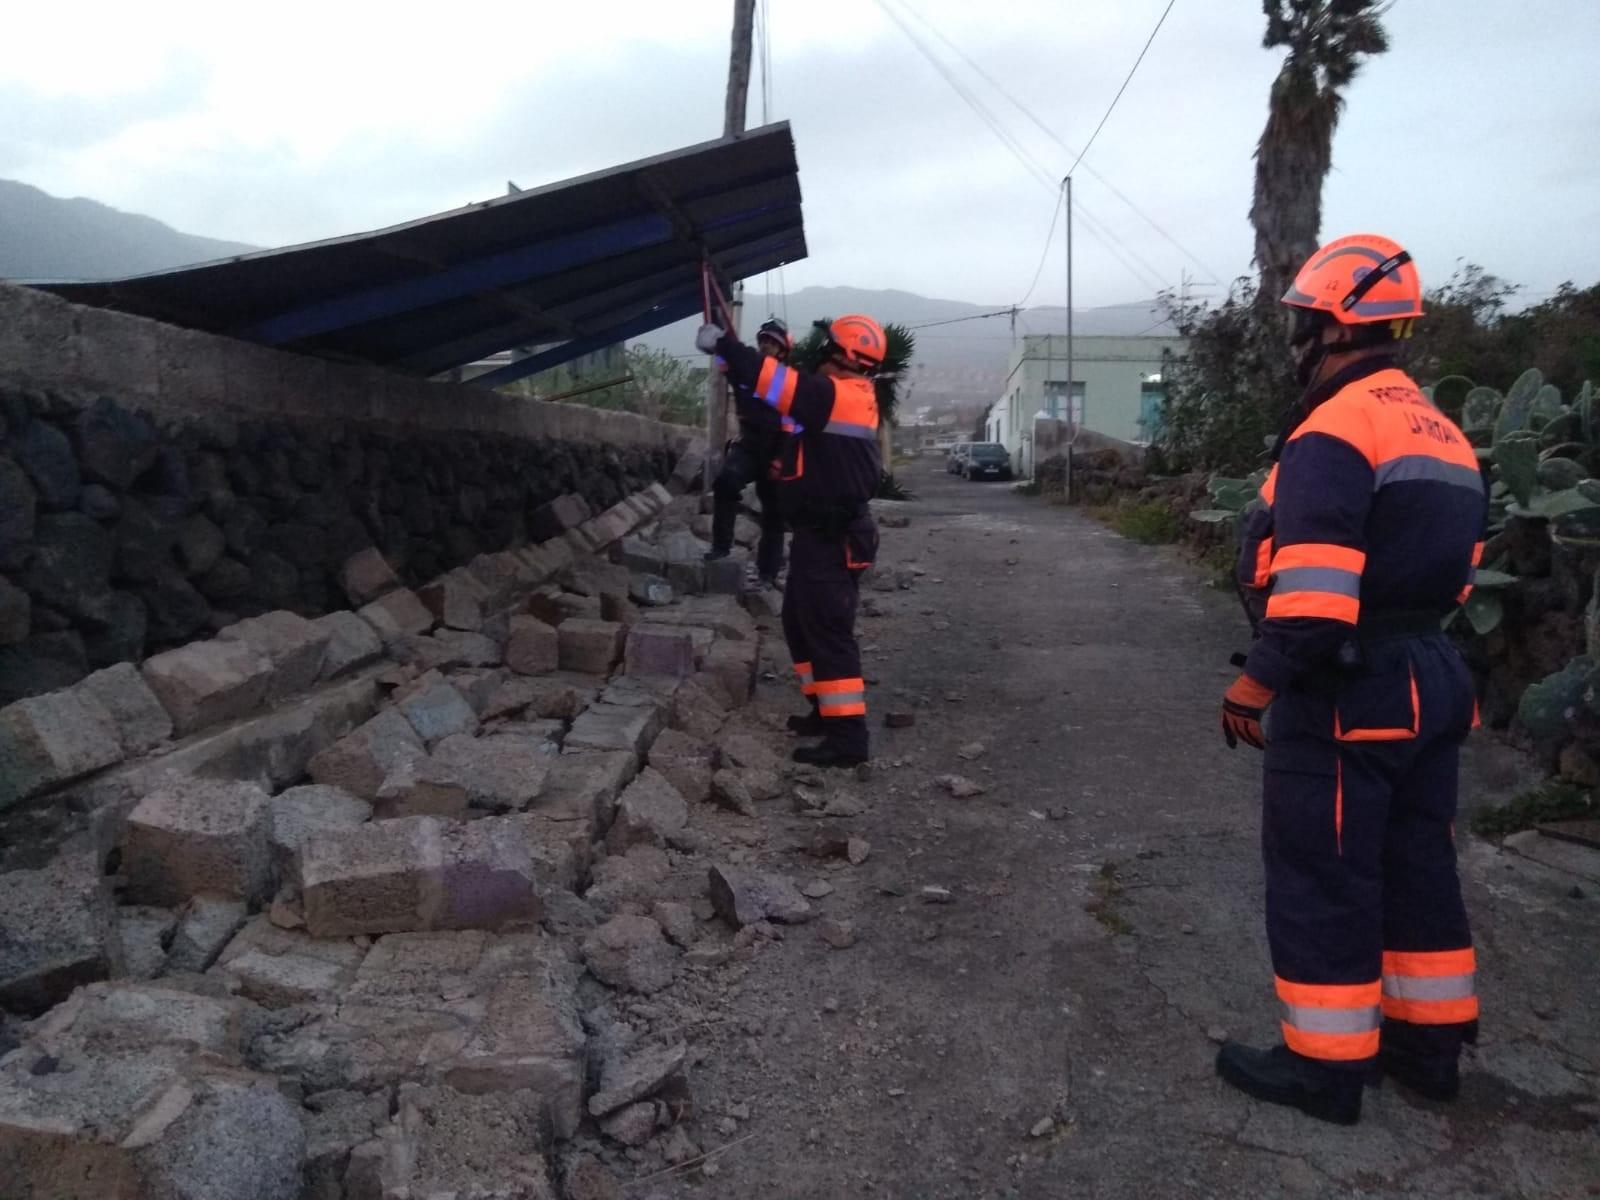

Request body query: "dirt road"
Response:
[653, 460, 1598, 1199]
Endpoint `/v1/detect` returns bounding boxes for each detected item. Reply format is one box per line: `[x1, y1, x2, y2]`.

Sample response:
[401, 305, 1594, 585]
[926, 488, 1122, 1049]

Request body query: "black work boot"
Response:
[1378, 1021, 1463, 1101]
[786, 711, 826, 736]
[791, 742, 868, 769]
[1215, 1042, 1364, 1125]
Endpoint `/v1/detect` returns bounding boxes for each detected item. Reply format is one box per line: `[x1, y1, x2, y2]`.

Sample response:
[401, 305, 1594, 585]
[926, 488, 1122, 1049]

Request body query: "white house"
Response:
[987, 334, 1186, 476]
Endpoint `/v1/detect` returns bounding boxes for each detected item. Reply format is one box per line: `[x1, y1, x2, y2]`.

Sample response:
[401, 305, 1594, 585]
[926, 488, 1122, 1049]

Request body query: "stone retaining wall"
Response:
[0, 282, 698, 703]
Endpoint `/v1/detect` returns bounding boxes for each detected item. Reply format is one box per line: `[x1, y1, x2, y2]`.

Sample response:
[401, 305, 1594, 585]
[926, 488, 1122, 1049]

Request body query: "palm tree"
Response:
[1250, 0, 1390, 332]
[791, 319, 917, 484]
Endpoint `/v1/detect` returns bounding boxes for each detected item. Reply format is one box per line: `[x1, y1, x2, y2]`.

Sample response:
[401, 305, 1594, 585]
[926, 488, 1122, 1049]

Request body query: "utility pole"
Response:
[705, 0, 756, 492]
[1064, 174, 1074, 431]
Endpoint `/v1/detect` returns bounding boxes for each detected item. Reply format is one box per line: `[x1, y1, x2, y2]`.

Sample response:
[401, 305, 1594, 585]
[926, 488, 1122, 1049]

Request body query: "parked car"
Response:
[946, 442, 972, 474]
[963, 442, 1012, 481]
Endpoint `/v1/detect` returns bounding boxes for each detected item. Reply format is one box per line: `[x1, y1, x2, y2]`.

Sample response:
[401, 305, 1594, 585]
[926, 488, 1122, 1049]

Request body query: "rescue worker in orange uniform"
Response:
[697, 314, 883, 767]
[1217, 235, 1484, 1124]
[706, 317, 792, 586]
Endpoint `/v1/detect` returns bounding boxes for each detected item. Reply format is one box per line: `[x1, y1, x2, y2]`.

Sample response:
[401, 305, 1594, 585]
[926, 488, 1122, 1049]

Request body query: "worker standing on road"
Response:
[697, 314, 883, 768]
[705, 317, 792, 587]
[1217, 234, 1484, 1125]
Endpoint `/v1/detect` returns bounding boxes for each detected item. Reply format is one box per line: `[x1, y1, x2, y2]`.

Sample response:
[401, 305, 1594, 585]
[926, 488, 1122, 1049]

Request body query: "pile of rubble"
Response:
[0, 479, 824, 1199]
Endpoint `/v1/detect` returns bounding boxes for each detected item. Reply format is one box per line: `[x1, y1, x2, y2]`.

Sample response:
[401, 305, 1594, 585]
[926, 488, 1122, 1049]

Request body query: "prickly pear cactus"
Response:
[1495, 432, 1541, 507]
[1518, 659, 1589, 739]
[1494, 369, 1544, 441]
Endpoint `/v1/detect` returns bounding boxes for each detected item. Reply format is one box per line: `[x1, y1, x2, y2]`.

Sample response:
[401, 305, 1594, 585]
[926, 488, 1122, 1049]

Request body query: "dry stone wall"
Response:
[0, 280, 692, 704]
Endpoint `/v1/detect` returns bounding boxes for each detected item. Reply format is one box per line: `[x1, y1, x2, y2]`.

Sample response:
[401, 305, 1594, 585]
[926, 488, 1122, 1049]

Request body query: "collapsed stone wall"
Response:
[0, 282, 691, 704]
[0, 477, 809, 1198]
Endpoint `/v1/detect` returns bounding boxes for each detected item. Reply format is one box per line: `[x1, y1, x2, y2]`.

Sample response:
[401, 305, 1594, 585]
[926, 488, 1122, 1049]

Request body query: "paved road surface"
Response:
[660, 460, 1598, 1199]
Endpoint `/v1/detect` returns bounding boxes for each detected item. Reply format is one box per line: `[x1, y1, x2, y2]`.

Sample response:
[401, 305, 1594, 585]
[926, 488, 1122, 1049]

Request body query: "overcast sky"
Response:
[4, 0, 1597, 310]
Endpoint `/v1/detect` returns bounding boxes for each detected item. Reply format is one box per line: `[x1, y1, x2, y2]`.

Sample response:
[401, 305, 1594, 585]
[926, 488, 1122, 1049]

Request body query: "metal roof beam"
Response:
[466, 289, 706, 388]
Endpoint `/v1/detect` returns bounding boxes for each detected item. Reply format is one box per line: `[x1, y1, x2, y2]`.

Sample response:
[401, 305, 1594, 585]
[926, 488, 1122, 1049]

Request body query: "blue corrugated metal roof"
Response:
[36, 123, 805, 382]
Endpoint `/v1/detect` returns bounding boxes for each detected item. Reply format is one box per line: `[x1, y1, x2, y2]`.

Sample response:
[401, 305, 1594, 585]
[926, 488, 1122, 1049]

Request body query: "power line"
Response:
[893, 0, 1220, 283]
[908, 308, 1018, 331]
[1016, 187, 1064, 308]
[1069, 0, 1178, 176]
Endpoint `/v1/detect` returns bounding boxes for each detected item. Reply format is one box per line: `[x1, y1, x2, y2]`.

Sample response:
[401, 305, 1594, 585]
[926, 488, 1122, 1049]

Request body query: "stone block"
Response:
[299, 815, 546, 937]
[357, 588, 434, 644]
[121, 777, 273, 907]
[289, 700, 421, 803]
[629, 574, 673, 607]
[396, 677, 479, 746]
[529, 493, 592, 543]
[24, 979, 245, 1063]
[506, 614, 560, 676]
[443, 973, 588, 1139]
[217, 610, 331, 702]
[300, 816, 442, 938]
[557, 618, 624, 675]
[394, 630, 502, 672]
[416, 571, 487, 632]
[356, 1084, 554, 1200]
[140, 638, 274, 738]
[116, 906, 176, 981]
[526, 587, 600, 627]
[428, 731, 553, 814]
[299, 1089, 390, 1200]
[666, 558, 705, 596]
[165, 893, 250, 972]
[313, 610, 384, 679]
[619, 536, 666, 576]
[606, 768, 689, 852]
[646, 729, 718, 803]
[0, 851, 118, 1015]
[564, 702, 662, 759]
[533, 751, 638, 832]
[581, 914, 678, 994]
[139, 1074, 307, 1200]
[0, 686, 123, 808]
[77, 663, 172, 756]
[669, 674, 730, 741]
[624, 624, 698, 680]
[704, 636, 759, 703]
[446, 667, 508, 716]
[339, 547, 400, 606]
[587, 1042, 688, 1118]
[267, 783, 372, 878]
[214, 919, 368, 1009]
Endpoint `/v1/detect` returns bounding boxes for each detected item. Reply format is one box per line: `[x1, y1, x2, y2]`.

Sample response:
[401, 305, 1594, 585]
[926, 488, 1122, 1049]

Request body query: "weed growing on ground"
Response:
[1470, 780, 1596, 838]
[1109, 501, 1182, 545]
[1085, 861, 1133, 935]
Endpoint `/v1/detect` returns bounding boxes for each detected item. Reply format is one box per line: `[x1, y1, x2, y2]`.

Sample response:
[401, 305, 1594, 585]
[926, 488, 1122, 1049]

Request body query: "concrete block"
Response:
[532, 750, 638, 834]
[339, 547, 400, 606]
[394, 630, 502, 672]
[624, 624, 698, 680]
[77, 664, 172, 756]
[0, 850, 119, 1015]
[121, 777, 273, 906]
[116, 906, 177, 981]
[557, 618, 624, 675]
[606, 768, 689, 852]
[357, 588, 435, 644]
[140, 638, 274, 738]
[564, 702, 662, 759]
[0, 686, 123, 808]
[395, 677, 479, 746]
[432, 816, 546, 930]
[217, 610, 330, 702]
[484, 676, 595, 723]
[445, 666, 508, 716]
[505, 614, 560, 676]
[620, 536, 667, 575]
[528, 588, 601, 627]
[419, 731, 552, 814]
[705, 556, 745, 595]
[267, 783, 372, 878]
[307, 707, 426, 801]
[312, 610, 384, 679]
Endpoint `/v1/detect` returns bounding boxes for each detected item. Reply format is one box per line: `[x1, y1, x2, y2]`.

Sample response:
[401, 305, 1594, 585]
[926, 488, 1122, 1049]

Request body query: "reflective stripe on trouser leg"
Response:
[1381, 948, 1478, 1024]
[793, 661, 816, 696]
[1276, 977, 1381, 1060]
[813, 677, 867, 718]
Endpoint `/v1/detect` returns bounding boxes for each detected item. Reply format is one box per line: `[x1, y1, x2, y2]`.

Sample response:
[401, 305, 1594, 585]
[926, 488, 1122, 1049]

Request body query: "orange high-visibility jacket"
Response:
[1239, 357, 1486, 692]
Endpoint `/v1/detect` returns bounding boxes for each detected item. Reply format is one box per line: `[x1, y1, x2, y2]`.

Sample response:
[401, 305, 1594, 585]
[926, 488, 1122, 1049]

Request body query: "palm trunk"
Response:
[1251, 70, 1337, 337]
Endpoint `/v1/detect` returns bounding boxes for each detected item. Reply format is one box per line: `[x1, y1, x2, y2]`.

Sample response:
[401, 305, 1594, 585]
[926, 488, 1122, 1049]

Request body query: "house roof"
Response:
[34, 123, 806, 387]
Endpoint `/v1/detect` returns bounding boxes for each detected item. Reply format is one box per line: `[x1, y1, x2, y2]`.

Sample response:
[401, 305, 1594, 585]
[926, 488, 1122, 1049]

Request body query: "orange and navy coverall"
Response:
[1237, 356, 1485, 1070]
[714, 334, 880, 757]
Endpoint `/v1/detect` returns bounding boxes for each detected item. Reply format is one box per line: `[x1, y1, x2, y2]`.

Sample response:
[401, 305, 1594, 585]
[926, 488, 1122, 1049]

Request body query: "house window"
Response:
[1044, 381, 1084, 424]
[1138, 377, 1166, 441]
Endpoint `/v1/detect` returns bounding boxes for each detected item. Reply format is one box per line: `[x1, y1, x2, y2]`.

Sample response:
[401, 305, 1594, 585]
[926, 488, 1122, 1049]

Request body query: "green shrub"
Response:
[1469, 780, 1596, 839]
[1111, 501, 1183, 545]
